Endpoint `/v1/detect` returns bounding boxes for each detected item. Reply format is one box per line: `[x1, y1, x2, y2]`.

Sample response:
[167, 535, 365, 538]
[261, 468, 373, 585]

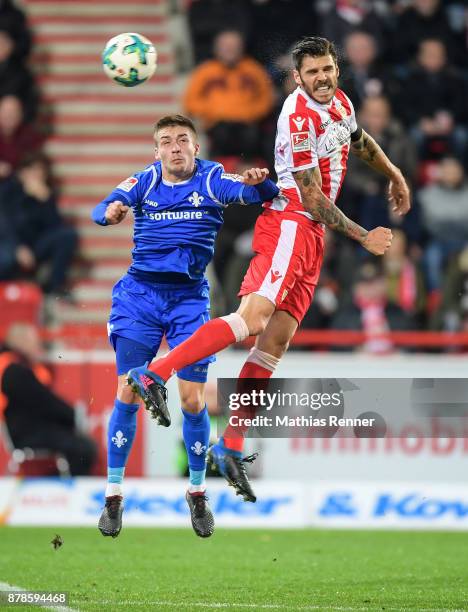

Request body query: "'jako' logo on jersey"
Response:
[144, 199, 159, 208]
[189, 191, 204, 207]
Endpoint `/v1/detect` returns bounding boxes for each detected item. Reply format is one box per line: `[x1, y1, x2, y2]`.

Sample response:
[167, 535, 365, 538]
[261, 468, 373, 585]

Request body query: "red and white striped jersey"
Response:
[266, 86, 357, 221]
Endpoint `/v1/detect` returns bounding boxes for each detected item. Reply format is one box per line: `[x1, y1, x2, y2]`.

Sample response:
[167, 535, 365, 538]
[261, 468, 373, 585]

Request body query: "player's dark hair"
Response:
[292, 36, 338, 71]
[154, 114, 197, 137]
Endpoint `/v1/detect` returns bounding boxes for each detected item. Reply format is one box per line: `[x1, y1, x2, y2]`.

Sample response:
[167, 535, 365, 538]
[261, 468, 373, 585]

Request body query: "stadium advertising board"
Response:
[310, 482, 468, 529]
[3, 478, 305, 528]
[2, 478, 468, 529]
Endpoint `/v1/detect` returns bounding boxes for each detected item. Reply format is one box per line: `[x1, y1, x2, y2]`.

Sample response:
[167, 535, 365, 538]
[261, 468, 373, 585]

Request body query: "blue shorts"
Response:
[108, 274, 215, 382]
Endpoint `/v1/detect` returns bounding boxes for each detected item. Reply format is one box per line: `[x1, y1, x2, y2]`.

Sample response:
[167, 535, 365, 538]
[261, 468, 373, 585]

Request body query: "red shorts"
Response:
[238, 209, 325, 324]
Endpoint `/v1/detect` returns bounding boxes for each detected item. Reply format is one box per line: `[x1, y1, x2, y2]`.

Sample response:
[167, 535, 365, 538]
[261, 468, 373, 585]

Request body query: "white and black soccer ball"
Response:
[102, 32, 157, 87]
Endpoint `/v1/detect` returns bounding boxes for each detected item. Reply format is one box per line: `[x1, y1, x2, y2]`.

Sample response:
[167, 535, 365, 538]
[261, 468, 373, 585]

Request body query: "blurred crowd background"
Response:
[1, 0, 468, 350]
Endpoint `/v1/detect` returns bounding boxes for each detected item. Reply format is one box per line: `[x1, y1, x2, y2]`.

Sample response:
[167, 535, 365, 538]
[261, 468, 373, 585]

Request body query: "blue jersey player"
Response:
[93, 115, 279, 538]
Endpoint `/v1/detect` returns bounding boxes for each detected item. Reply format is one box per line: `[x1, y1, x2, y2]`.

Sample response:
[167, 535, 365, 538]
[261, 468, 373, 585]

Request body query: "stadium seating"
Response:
[24, 0, 178, 324]
[0, 281, 43, 342]
[0, 421, 70, 477]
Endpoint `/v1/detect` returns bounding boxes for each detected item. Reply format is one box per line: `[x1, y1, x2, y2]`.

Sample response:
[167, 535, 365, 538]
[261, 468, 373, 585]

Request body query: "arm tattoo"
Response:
[294, 167, 368, 243]
[351, 128, 396, 177]
[351, 132, 378, 162]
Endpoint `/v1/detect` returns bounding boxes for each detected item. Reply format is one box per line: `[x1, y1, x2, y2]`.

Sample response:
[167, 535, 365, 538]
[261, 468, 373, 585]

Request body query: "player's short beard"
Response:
[300, 77, 337, 104]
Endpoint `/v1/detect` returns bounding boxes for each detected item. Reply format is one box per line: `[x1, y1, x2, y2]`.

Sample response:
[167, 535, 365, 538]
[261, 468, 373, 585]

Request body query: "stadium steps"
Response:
[24, 0, 178, 326]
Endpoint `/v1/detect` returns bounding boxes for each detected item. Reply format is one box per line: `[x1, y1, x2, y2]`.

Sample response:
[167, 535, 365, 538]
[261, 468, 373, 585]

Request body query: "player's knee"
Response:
[117, 378, 139, 404]
[236, 300, 273, 337]
[180, 388, 204, 413]
[244, 314, 269, 336]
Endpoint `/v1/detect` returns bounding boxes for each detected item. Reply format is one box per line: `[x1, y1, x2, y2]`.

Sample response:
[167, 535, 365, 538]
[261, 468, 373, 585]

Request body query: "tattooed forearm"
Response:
[295, 168, 368, 243]
[351, 132, 378, 162]
[351, 129, 398, 178]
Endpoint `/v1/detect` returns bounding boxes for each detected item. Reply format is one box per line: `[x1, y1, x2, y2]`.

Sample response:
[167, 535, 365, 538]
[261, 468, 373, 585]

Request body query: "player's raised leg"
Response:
[178, 378, 214, 538]
[208, 309, 297, 502]
[128, 294, 275, 424]
[98, 336, 153, 538]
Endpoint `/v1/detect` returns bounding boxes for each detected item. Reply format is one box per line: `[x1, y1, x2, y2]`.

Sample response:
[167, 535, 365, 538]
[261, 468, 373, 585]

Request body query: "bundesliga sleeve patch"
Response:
[117, 176, 138, 192]
[291, 132, 311, 152]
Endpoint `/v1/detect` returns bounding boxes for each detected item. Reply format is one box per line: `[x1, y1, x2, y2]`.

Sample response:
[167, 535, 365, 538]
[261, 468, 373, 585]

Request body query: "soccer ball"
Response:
[102, 32, 157, 87]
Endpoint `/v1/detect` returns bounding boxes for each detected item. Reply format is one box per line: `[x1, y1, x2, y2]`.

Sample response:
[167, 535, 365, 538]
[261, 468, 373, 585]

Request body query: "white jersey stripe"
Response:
[329, 147, 345, 202]
[257, 220, 298, 303]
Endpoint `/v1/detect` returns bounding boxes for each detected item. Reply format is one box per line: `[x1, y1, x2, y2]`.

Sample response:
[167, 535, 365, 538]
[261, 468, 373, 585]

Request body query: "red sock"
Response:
[149, 317, 238, 382]
[223, 361, 274, 453]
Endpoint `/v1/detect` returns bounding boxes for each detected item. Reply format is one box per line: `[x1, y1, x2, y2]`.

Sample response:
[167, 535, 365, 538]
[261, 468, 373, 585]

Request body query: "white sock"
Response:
[188, 484, 206, 494]
[246, 346, 280, 372]
[105, 483, 123, 497]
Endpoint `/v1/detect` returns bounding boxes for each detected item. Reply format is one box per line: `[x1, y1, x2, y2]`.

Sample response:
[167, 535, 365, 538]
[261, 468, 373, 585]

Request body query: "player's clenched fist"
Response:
[361, 227, 393, 256]
[105, 201, 130, 225]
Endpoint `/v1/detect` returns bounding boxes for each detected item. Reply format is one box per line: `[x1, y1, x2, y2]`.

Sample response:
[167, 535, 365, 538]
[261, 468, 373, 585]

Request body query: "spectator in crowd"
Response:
[1, 323, 97, 475]
[0, 206, 37, 283]
[345, 95, 419, 243]
[419, 157, 468, 311]
[341, 30, 387, 111]
[396, 39, 467, 161]
[0, 152, 78, 296]
[393, 0, 466, 68]
[331, 261, 414, 353]
[320, 0, 389, 53]
[382, 228, 426, 323]
[188, 0, 252, 64]
[0, 0, 33, 61]
[0, 175, 34, 280]
[248, 0, 314, 68]
[436, 247, 468, 332]
[0, 29, 38, 122]
[184, 29, 275, 158]
[0, 96, 42, 178]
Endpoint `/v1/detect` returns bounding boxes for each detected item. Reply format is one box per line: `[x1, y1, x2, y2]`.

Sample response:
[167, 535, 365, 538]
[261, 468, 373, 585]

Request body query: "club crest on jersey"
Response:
[189, 191, 204, 207]
[117, 176, 138, 192]
[291, 115, 306, 131]
[291, 131, 310, 152]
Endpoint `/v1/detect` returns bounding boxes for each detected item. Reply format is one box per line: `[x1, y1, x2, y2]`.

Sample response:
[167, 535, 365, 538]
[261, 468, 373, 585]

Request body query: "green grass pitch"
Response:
[0, 527, 467, 611]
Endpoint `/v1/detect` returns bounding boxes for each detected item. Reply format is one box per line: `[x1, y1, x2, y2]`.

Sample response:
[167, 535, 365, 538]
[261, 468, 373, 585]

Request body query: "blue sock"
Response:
[107, 398, 139, 493]
[182, 405, 210, 489]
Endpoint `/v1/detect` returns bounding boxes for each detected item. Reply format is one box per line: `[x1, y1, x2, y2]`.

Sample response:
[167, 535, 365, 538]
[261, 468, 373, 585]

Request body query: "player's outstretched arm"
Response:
[350, 128, 411, 216]
[212, 166, 279, 205]
[294, 167, 392, 256]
